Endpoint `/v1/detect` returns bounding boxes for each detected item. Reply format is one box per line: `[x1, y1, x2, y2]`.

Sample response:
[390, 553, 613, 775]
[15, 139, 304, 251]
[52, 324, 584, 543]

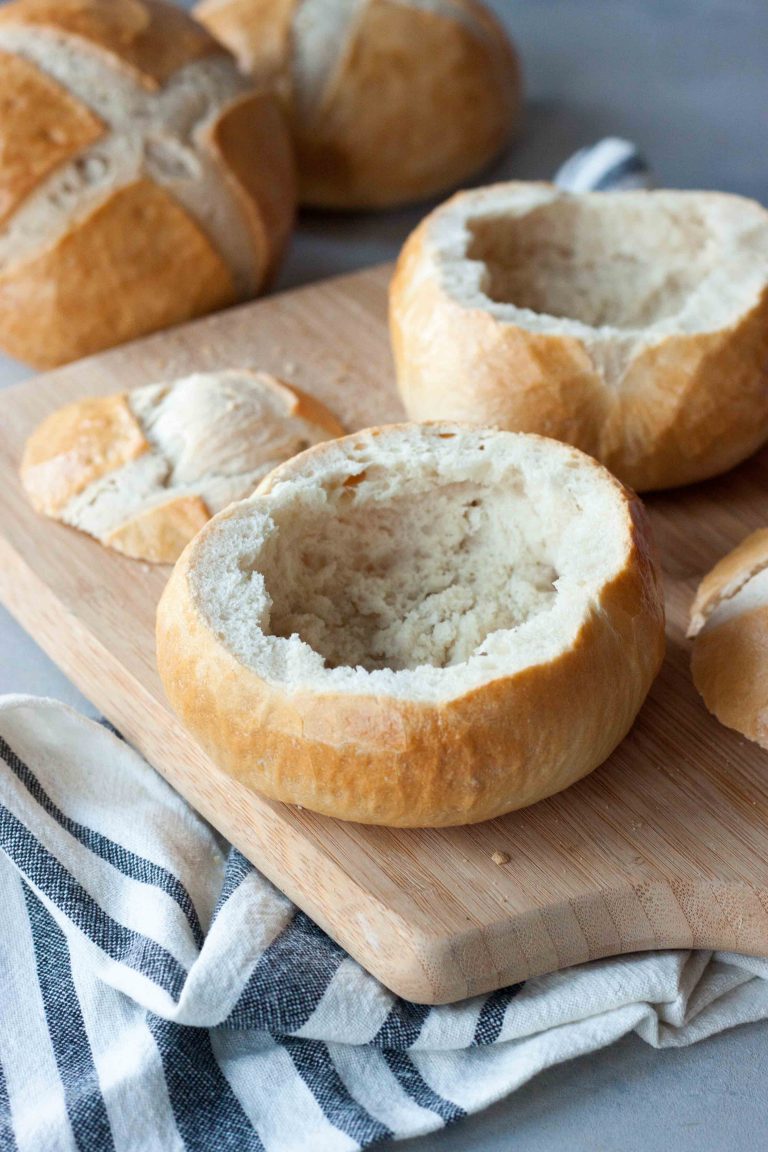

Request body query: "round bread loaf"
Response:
[20, 369, 344, 563]
[195, 0, 521, 210]
[157, 423, 665, 827]
[689, 529, 768, 748]
[390, 184, 768, 491]
[0, 0, 295, 368]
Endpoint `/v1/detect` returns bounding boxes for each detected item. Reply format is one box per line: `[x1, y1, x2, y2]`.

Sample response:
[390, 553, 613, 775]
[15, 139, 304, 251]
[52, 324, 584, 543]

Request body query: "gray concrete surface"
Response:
[2, 0, 768, 1148]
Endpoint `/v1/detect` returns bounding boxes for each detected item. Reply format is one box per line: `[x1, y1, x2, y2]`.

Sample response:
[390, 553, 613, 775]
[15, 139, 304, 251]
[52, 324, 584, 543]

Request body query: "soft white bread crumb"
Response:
[192, 424, 637, 701]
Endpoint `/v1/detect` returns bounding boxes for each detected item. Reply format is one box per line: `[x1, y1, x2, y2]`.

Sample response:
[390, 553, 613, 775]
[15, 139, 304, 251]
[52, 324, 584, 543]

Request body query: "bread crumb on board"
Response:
[491, 850, 511, 866]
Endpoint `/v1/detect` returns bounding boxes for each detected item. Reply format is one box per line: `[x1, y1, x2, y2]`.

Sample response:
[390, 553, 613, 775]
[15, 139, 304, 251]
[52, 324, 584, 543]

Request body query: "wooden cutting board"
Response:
[2, 264, 768, 1005]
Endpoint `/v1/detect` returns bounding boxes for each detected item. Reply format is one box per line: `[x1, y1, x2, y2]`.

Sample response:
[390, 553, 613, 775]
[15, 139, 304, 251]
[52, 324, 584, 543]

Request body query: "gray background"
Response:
[2, 0, 768, 1148]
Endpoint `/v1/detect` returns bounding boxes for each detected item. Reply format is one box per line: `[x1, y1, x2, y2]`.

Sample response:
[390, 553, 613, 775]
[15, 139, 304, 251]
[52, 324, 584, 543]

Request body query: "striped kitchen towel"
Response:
[554, 136, 653, 191]
[2, 694, 768, 1152]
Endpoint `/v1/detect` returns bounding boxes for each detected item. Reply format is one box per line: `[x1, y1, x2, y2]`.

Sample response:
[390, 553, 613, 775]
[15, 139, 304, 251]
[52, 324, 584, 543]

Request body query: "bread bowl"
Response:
[21, 369, 344, 563]
[157, 423, 665, 826]
[689, 530, 768, 748]
[390, 184, 768, 491]
[0, 0, 295, 368]
[195, 0, 521, 210]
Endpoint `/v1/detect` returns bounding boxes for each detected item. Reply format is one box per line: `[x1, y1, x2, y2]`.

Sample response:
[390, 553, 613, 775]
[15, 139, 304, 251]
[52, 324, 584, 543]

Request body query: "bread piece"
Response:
[157, 423, 665, 826]
[390, 184, 768, 491]
[0, 0, 295, 368]
[195, 0, 522, 210]
[689, 530, 768, 748]
[21, 370, 344, 564]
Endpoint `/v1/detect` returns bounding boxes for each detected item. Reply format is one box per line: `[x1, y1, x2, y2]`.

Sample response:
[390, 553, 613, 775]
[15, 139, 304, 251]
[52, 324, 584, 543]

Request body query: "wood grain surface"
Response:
[2, 264, 768, 1004]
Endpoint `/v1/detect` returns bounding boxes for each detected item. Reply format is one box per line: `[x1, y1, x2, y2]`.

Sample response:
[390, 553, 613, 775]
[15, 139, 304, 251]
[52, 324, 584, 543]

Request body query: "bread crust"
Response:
[0, 0, 223, 88]
[195, 0, 522, 210]
[20, 394, 149, 516]
[203, 90, 296, 292]
[195, 0, 298, 94]
[690, 532, 768, 749]
[0, 179, 236, 369]
[106, 494, 211, 563]
[691, 607, 768, 751]
[688, 528, 768, 638]
[157, 427, 665, 827]
[295, 0, 521, 209]
[390, 187, 768, 492]
[0, 50, 104, 228]
[0, 0, 297, 367]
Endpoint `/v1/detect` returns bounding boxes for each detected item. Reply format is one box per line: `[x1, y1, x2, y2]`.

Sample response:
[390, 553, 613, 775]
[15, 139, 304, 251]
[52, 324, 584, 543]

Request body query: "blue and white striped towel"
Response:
[3, 695, 768, 1152]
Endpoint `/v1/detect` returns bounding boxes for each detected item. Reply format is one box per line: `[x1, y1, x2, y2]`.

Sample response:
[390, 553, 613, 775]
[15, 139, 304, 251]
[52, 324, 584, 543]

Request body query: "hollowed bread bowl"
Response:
[390, 185, 768, 491]
[157, 423, 665, 826]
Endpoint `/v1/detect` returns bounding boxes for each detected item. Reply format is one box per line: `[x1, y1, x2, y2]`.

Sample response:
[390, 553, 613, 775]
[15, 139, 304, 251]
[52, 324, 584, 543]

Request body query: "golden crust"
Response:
[691, 602, 768, 751]
[106, 494, 211, 564]
[194, 0, 297, 93]
[295, 0, 521, 209]
[690, 532, 768, 750]
[20, 394, 148, 516]
[195, 0, 521, 210]
[281, 382, 345, 439]
[688, 529, 768, 638]
[390, 201, 768, 492]
[0, 51, 104, 228]
[0, 0, 223, 88]
[156, 428, 665, 828]
[202, 90, 296, 292]
[0, 179, 236, 369]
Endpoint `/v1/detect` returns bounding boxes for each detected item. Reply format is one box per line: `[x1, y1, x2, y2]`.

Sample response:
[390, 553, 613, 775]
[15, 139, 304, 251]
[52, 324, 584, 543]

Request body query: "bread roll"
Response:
[157, 423, 665, 827]
[195, 0, 521, 210]
[21, 370, 344, 563]
[0, 0, 295, 368]
[390, 184, 768, 491]
[689, 530, 768, 748]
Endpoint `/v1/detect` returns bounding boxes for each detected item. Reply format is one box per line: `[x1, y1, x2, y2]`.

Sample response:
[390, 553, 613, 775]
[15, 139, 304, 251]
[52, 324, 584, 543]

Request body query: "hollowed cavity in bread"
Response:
[467, 197, 711, 330]
[265, 476, 559, 672]
[192, 425, 633, 700]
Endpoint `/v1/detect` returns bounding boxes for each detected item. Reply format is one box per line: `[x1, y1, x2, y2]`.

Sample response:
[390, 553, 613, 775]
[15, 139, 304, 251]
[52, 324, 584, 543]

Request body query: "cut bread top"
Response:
[424, 185, 768, 384]
[689, 529, 768, 638]
[188, 423, 650, 702]
[21, 369, 344, 564]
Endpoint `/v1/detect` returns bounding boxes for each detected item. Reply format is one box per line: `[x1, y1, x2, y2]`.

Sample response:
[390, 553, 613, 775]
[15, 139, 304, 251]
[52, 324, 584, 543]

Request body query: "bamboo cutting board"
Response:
[2, 264, 768, 1005]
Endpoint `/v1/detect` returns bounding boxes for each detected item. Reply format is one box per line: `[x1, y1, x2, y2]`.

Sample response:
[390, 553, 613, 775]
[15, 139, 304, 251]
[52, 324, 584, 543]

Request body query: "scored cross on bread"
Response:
[20, 370, 344, 564]
[195, 0, 522, 209]
[0, 0, 295, 367]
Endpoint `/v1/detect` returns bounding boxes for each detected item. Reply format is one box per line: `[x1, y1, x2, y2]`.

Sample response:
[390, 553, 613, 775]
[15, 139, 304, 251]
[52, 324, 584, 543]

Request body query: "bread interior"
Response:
[192, 427, 631, 699]
[266, 475, 559, 671]
[467, 196, 711, 329]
